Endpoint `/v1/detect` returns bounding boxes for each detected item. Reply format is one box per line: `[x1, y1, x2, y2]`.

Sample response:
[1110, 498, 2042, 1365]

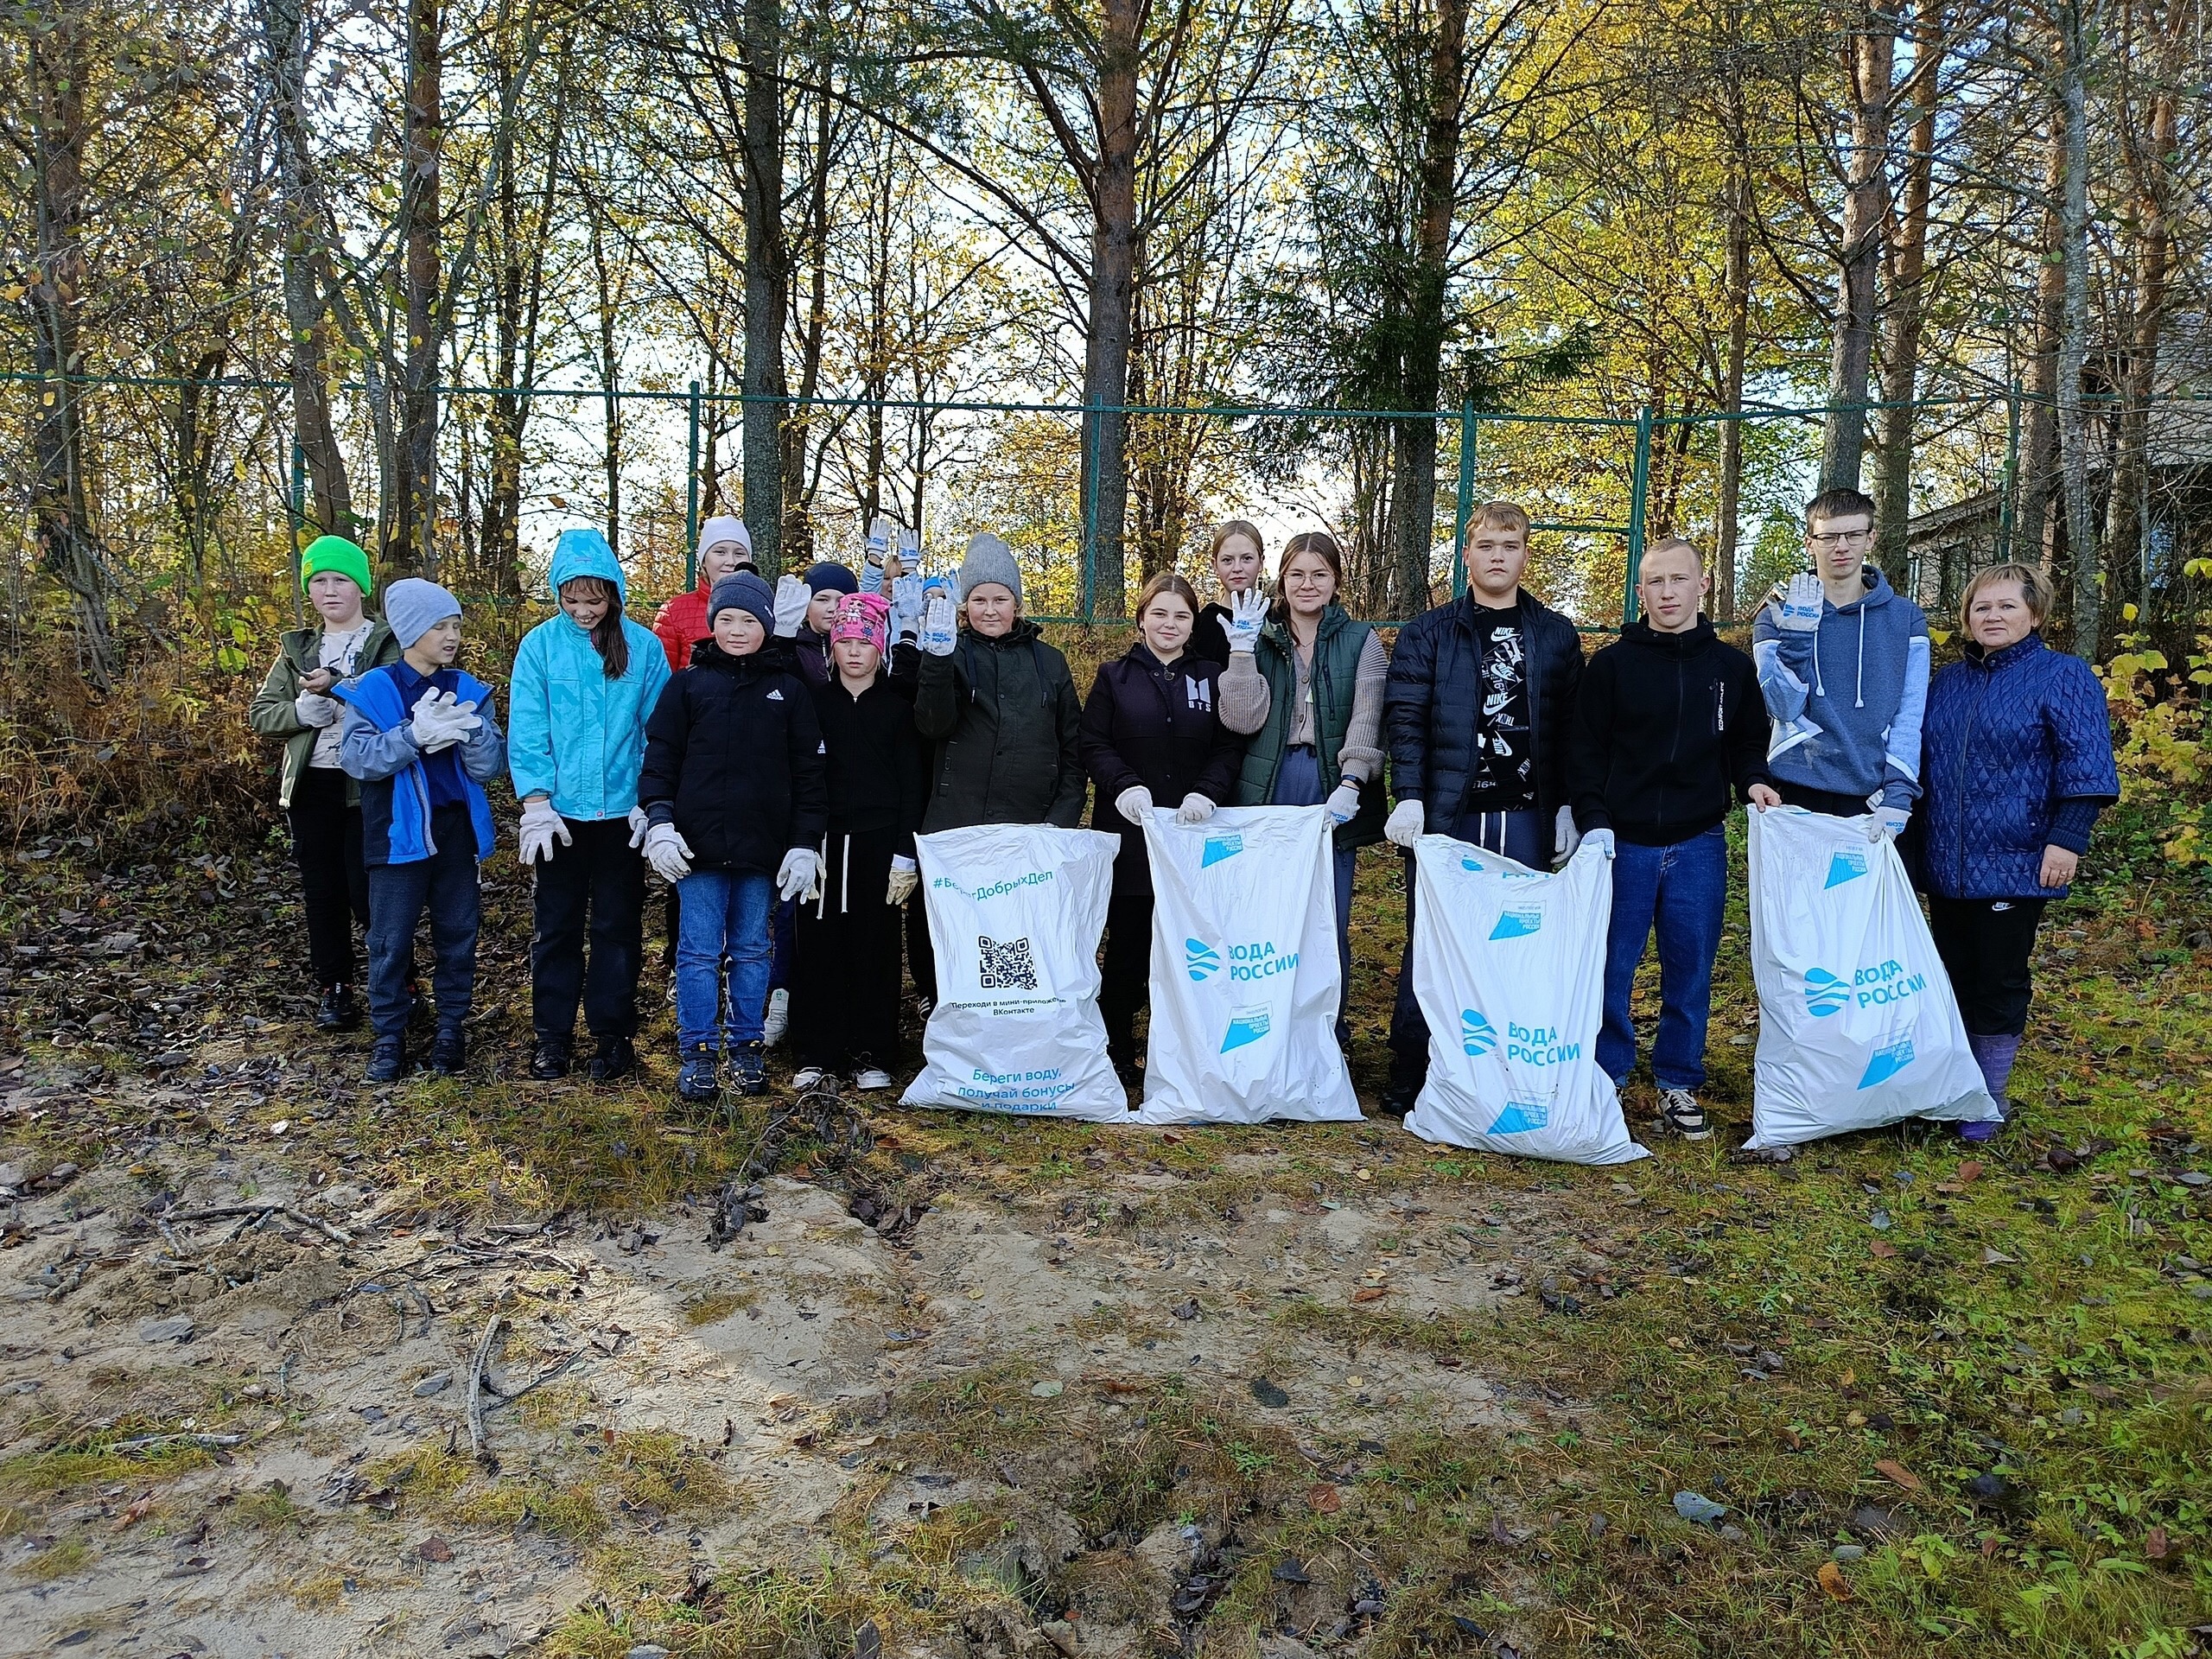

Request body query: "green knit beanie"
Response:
[300, 535, 374, 598]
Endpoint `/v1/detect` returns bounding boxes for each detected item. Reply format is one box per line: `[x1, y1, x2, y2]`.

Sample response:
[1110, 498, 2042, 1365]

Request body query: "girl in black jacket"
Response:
[1079, 573, 1268, 1084]
[791, 594, 925, 1093]
[639, 573, 829, 1104]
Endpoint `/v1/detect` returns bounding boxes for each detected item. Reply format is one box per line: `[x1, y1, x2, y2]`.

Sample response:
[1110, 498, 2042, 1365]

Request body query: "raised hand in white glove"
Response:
[1554, 804, 1582, 861]
[890, 575, 926, 642]
[517, 796, 571, 866]
[1384, 799, 1424, 848]
[1868, 804, 1910, 842]
[1175, 793, 1216, 824]
[887, 855, 918, 906]
[1220, 589, 1268, 654]
[295, 691, 342, 728]
[626, 805, 651, 849]
[1775, 572, 1825, 633]
[861, 514, 895, 592]
[1582, 827, 1616, 859]
[643, 823, 693, 883]
[897, 527, 920, 575]
[777, 846, 823, 902]
[772, 575, 812, 639]
[918, 593, 957, 657]
[1116, 785, 1154, 825]
[1325, 780, 1362, 823]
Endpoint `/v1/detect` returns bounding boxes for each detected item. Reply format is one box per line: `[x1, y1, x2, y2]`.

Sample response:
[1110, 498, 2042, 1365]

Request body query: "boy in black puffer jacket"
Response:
[639, 573, 829, 1104]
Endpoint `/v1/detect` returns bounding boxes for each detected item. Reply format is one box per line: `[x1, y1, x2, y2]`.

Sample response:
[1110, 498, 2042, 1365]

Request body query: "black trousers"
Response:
[1927, 893, 2047, 1035]
[906, 883, 937, 1006]
[1099, 892, 1154, 1071]
[1775, 779, 1873, 818]
[531, 816, 647, 1043]
[289, 766, 371, 992]
[791, 827, 903, 1071]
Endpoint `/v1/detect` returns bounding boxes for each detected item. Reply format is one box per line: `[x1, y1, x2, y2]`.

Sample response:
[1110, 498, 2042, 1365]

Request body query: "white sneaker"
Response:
[1657, 1087, 1712, 1141]
[853, 1067, 893, 1091]
[792, 1065, 831, 1091]
[762, 988, 790, 1047]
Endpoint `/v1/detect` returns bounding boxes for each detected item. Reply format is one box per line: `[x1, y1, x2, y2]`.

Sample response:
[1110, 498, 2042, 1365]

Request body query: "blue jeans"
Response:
[674, 869, 775, 1052]
[365, 804, 480, 1039]
[1599, 824, 1727, 1091]
[1268, 746, 1357, 1020]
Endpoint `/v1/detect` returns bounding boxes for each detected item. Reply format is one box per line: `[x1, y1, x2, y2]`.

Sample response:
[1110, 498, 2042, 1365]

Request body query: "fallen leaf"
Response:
[1981, 1247, 2016, 1265]
[418, 1535, 454, 1563]
[2145, 1526, 2170, 1560]
[111, 1494, 156, 1531]
[1868, 1240, 1898, 1259]
[1816, 1560, 1852, 1601]
[1080, 1372, 1149, 1395]
[1351, 1287, 1389, 1303]
[1958, 1160, 1985, 1183]
[1874, 1459, 1923, 1493]
[1306, 1483, 1342, 1514]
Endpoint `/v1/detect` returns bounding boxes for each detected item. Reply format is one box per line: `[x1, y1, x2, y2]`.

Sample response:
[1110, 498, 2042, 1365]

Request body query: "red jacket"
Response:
[651, 570, 716, 672]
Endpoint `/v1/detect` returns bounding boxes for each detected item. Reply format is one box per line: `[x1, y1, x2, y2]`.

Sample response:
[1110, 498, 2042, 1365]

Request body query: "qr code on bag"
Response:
[977, 934, 1039, 991]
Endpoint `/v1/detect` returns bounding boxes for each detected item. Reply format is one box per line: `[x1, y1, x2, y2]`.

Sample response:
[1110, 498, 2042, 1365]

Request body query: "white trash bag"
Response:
[1745, 807, 1996, 1148]
[1402, 835, 1648, 1166]
[1137, 805, 1362, 1125]
[899, 823, 1128, 1121]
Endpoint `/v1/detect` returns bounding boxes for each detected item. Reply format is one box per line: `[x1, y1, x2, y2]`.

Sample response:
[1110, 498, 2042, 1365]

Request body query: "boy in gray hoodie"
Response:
[1751, 487, 1930, 841]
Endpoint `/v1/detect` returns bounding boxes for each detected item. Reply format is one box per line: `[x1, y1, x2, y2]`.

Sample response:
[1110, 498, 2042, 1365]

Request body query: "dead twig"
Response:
[484, 1350, 581, 1410]
[166, 1203, 352, 1248]
[467, 1314, 505, 1466]
[112, 1431, 246, 1453]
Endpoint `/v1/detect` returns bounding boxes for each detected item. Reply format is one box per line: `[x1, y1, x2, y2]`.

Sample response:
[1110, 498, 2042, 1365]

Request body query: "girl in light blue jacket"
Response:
[509, 527, 671, 1082]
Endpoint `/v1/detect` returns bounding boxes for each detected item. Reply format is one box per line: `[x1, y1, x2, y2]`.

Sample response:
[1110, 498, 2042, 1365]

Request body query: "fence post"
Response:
[685, 379, 702, 588]
[289, 436, 308, 626]
[1996, 382, 2020, 563]
[1079, 398, 1099, 626]
[1451, 397, 1477, 600]
[1622, 404, 1654, 626]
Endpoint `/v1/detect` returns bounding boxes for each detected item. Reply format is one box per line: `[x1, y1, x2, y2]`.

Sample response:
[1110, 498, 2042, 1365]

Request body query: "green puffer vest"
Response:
[1232, 604, 1385, 851]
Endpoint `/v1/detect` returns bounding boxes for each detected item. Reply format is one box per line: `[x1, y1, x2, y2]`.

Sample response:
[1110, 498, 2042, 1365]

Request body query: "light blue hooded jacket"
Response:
[1751, 566, 1930, 810]
[507, 528, 671, 821]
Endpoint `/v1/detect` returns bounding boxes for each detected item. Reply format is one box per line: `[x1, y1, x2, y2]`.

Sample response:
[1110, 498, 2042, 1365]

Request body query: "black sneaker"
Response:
[1376, 1082, 1419, 1119]
[315, 985, 360, 1033]
[730, 1039, 767, 1096]
[365, 1034, 409, 1083]
[429, 1029, 467, 1076]
[529, 1039, 572, 1080]
[1656, 1088, 1712, 1141]
[677, 1043, 720, 1104]
[588, 1035, 637, 1083]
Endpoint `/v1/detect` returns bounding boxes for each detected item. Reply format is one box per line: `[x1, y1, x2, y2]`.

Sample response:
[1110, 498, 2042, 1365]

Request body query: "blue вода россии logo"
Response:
[1858, 1035, 1916, 1088]
[1803, 968, 1851, 1018]
[1825, 847, 1870, 889]
[1489, 902, 1542, 941]
[1220, 1005, 1272, 1053]
[1460, 1009, 1497, 1056]
[1485, 1099, 1549, 1135]
[1185, 938, 1220, 982]
[1201, 833, 1244, 868]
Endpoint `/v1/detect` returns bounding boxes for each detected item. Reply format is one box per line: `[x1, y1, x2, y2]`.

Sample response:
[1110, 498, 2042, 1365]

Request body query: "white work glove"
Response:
[1554, 804, 1582, 861]
[1869, 804, 1910, 842]
[409, 689, 479, 752]
[1325, 780, 1361, 824]
[517, 797, 571, 866]
[772, 575, 811, 639]
[777, 846, 823, 902]
[861, 514, 894, 591]
[1582, 827, 1616, 859]
[918, 592, 957, 657]
[897, 527, 921, 575]
[887, 855, 918, 906]
[1116, 785, 1154, 825]
[294, 691, 342, 728]
[1219, 589, 1267, 654]
[626, 805, 651, 849]
[890, 575, 926, 643]
[1175, 793, 1216, 824]
[1775, 573, 1825, 633]
[643, 823, 693, 884]
[1384, 799, 1424, 848]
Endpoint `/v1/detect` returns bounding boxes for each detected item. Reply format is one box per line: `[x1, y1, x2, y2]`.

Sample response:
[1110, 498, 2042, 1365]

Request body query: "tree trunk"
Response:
[1873, 3, 1942, 582]
[396, 0, 443, 575]
[1390, 0, 1470, 617]
[2018, 124, 2065, 564]
[258, 0, 353, 541]
[1077, 0, 1141, 618]
[588, 210, 624, 552]
[1714, 11, 1751, 622]
[2056, 0, 2097, 660]
[25, 0, 113, 688]
[1821, 6, 1892, 491]
[741, 0, 788, 574]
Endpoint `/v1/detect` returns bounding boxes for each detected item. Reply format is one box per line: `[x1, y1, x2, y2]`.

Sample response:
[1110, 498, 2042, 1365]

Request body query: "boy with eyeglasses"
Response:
[1751, 487, 1930, 842]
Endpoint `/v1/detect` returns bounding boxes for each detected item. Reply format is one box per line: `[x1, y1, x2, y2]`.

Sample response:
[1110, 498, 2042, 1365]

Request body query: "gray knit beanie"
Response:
[957, 533, 1022, 605]
[383, 578, 462, 649]
[708, 570, 774, 632]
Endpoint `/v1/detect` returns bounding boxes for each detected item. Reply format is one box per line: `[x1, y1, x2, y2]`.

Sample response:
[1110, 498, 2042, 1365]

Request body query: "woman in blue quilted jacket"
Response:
[1916, 563, 2117, 1140]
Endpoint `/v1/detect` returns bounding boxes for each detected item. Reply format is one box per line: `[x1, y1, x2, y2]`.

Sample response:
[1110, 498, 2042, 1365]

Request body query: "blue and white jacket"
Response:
[336, 665, 506, 867]
[1751, 567, 1929, 811]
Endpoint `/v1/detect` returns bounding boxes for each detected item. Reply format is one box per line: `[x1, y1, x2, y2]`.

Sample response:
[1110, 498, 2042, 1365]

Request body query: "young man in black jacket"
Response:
[1380, 501, 1586, 1114]
[1567, 537, 1779, 1139]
